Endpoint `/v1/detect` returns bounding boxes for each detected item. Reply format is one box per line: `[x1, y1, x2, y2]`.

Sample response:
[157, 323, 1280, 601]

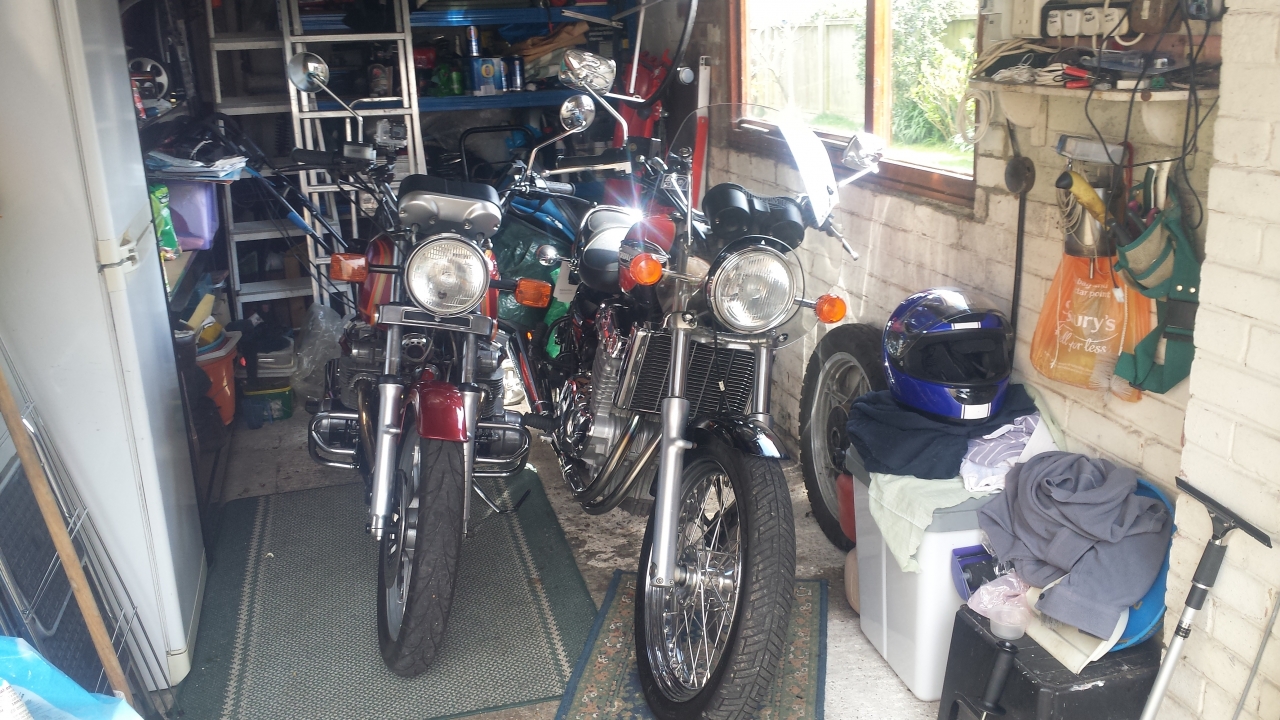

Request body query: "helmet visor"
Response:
[898, 327, 1013, 386]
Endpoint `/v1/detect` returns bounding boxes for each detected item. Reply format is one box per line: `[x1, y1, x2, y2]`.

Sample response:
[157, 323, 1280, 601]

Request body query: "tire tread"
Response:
[378, 438, 466, 677]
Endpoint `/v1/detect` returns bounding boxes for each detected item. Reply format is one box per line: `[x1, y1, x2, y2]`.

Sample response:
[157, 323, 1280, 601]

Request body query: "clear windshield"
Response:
[669, 103, 838, 227]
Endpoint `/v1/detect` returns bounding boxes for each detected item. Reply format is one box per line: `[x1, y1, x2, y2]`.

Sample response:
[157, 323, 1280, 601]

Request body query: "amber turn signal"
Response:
[630, 253, 664, 286]
[815, 294, 847, 324]
[514, 278, 553, 309]
[331, 253, 369, 283]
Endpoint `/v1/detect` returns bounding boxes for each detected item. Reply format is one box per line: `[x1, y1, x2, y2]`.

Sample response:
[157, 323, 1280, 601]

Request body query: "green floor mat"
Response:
[556, 572, 827, 720]
[178, 469, 596, 719]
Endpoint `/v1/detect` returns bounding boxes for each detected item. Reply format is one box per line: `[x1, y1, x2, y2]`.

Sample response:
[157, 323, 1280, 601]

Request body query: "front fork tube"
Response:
[649, 317, 694, 588]
[460, 334, 480, 537]
[369, 325, 405, 540]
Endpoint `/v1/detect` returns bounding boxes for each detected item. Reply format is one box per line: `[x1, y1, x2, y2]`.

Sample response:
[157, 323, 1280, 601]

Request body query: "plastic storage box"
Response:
[242, 383, 293, 428]
[851, 456, 997, 702]
[165, 180, 220, 251]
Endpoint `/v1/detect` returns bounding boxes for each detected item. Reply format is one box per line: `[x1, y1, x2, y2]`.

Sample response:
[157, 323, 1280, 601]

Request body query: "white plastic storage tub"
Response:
[851, 459, 996, 702]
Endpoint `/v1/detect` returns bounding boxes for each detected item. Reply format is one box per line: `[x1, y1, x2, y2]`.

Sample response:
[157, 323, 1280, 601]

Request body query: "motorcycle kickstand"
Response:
[472, 482, 532, 517]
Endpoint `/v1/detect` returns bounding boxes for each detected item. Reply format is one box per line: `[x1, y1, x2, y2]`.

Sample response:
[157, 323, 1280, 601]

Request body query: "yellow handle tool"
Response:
[1055, 171, 1133, 246]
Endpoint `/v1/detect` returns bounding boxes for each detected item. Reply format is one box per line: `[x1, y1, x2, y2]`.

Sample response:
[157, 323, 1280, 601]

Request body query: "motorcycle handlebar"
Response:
[542, 180, 575, 195]
[290, 148, 340, 166]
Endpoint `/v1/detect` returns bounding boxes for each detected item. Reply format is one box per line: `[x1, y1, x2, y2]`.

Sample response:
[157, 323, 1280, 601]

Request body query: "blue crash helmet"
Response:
[883, 288, 1015, 421]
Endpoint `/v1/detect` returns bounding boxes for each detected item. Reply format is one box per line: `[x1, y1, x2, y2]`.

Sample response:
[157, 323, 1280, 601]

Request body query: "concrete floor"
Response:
[220, 413, 938, 720]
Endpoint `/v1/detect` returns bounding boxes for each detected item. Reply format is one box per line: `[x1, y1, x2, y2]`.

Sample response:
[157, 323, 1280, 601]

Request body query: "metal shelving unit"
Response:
[299, 6, 615, 31]
[207, 0, 624, 318]
[205, 0, 314, 318]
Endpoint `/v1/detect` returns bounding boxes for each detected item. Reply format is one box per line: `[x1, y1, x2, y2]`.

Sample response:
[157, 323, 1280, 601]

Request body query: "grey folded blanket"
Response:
[978, 452, 1172, 638]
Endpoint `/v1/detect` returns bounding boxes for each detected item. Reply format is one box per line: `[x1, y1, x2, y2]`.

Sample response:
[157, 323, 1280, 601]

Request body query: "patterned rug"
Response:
[556, 572, 827, 720]
[178, 469, 597, 719]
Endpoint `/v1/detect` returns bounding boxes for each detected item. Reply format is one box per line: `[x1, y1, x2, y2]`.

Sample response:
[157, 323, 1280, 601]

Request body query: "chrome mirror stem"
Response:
[313, 77, 365, 139]
[579, 84, 630, 143]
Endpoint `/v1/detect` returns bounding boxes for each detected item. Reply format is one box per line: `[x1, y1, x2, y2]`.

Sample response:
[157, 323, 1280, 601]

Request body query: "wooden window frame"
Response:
[731, 0, 977, 207]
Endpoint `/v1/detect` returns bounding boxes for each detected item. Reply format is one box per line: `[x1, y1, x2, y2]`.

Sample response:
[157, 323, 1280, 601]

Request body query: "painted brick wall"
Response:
[1156, 2, 1280, 717]
[694, 1, 1279, 714]
[712, 101, 1210, 494]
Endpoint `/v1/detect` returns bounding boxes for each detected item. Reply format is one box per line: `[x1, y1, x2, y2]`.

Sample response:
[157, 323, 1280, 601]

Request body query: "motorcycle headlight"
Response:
[404, 236, 489, 317]
[708, 246, 798, 333]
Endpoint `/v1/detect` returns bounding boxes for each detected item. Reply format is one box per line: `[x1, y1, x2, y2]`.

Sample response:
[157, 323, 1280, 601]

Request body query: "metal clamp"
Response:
[376, 304, 497, 337]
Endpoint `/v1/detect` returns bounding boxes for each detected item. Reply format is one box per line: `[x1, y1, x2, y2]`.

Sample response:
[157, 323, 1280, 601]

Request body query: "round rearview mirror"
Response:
[559, 50, 616, 94]
[559, 95, 596, 133]
[287, 52, 331, 93]
[536, 245, 562, 267]
[842, 133, 886, 171]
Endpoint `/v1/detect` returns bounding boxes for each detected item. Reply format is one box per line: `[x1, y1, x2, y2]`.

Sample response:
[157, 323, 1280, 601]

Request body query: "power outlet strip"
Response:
[1042, 2, 1131, 37]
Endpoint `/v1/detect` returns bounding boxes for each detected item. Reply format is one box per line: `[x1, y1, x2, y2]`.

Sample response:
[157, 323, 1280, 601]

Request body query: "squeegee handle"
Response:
[1187, 539, 1228, 610]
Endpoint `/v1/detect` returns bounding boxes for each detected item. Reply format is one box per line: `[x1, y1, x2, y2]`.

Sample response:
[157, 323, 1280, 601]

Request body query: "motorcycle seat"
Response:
[399, 174, 500, 207]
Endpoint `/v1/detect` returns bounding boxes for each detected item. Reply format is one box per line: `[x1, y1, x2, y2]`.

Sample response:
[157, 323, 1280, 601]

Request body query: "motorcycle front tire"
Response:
[634, 437, 796, 720]
[376, 437, 466, 677]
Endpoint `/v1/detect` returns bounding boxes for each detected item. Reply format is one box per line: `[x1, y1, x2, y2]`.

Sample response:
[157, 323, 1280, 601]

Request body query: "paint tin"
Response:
[503, 56, 525, 92]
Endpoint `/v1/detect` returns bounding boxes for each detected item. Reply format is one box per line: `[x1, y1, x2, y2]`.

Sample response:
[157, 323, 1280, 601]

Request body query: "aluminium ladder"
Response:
[282, 0, 427, 312]
[206, 0, 426, 318]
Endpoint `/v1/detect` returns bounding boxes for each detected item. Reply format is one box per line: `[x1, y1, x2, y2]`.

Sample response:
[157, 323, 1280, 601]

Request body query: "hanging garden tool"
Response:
[1056, 170, 1134, 246]
[1004, 120, 1035, 338]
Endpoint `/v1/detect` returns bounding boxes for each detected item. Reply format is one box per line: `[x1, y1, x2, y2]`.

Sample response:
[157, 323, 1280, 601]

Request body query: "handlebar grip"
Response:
[542, 180, 576, 195]
[291, 148, 338, 166]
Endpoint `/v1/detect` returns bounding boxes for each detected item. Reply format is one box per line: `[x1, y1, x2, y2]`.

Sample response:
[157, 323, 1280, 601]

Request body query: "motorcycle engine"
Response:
[556, 304, 641, 489]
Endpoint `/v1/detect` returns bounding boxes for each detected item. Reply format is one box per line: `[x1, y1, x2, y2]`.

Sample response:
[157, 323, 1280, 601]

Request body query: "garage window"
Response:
[737, 0, 978, 204]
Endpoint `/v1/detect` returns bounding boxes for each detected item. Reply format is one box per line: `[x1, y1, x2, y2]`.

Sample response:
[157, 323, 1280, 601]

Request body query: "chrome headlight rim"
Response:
[707, 244, 799, 334]
[404, 234, 490, 318]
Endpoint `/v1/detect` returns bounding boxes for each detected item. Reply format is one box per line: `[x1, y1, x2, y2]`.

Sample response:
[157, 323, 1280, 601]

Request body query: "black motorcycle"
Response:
[508, 58, 884, 717]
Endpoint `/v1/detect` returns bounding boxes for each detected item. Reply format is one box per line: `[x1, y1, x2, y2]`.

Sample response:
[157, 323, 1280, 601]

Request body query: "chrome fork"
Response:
[369, 241, 406, 541]
[650, 311, 694, 588]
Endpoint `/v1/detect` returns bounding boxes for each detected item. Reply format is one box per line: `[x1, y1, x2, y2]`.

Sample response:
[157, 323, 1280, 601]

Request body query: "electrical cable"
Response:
[971, 39, 1057, 79]
[1232, 594, 1280, 720]
[245, 180, 349, 299]
[1081, 2, 1218, 233]
[957, 87, 992, 145]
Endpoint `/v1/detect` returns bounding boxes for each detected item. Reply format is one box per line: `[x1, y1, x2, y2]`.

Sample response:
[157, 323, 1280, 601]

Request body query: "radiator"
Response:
[616, 330, 756, 417]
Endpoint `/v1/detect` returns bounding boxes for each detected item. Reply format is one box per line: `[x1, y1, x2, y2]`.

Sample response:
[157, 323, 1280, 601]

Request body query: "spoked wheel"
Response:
[799, 324, 886, 550]
[635, 438, 795, 720]
[377, 413, 466, 677]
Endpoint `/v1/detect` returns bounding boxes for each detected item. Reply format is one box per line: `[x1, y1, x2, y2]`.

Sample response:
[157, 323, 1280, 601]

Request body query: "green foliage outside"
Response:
[748, 0, 976, 172]
[890, 0, 974, 145]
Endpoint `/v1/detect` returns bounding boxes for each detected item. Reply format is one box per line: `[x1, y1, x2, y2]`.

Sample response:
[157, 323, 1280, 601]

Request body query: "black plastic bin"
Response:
[938, 606, 1162, 720]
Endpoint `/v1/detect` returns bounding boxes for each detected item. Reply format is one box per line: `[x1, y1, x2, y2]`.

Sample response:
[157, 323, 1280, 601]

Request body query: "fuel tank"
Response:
[573, 207, 637, 293]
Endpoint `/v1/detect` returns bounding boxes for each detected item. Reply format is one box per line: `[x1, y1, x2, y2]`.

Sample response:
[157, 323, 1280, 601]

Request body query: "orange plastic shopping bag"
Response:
[1030, 255, 1152, 398]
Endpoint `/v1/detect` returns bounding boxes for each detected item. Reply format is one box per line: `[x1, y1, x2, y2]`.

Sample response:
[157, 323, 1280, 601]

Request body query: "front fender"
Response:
[409, 379, 468, 442]
[690, 415, 790, 460]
